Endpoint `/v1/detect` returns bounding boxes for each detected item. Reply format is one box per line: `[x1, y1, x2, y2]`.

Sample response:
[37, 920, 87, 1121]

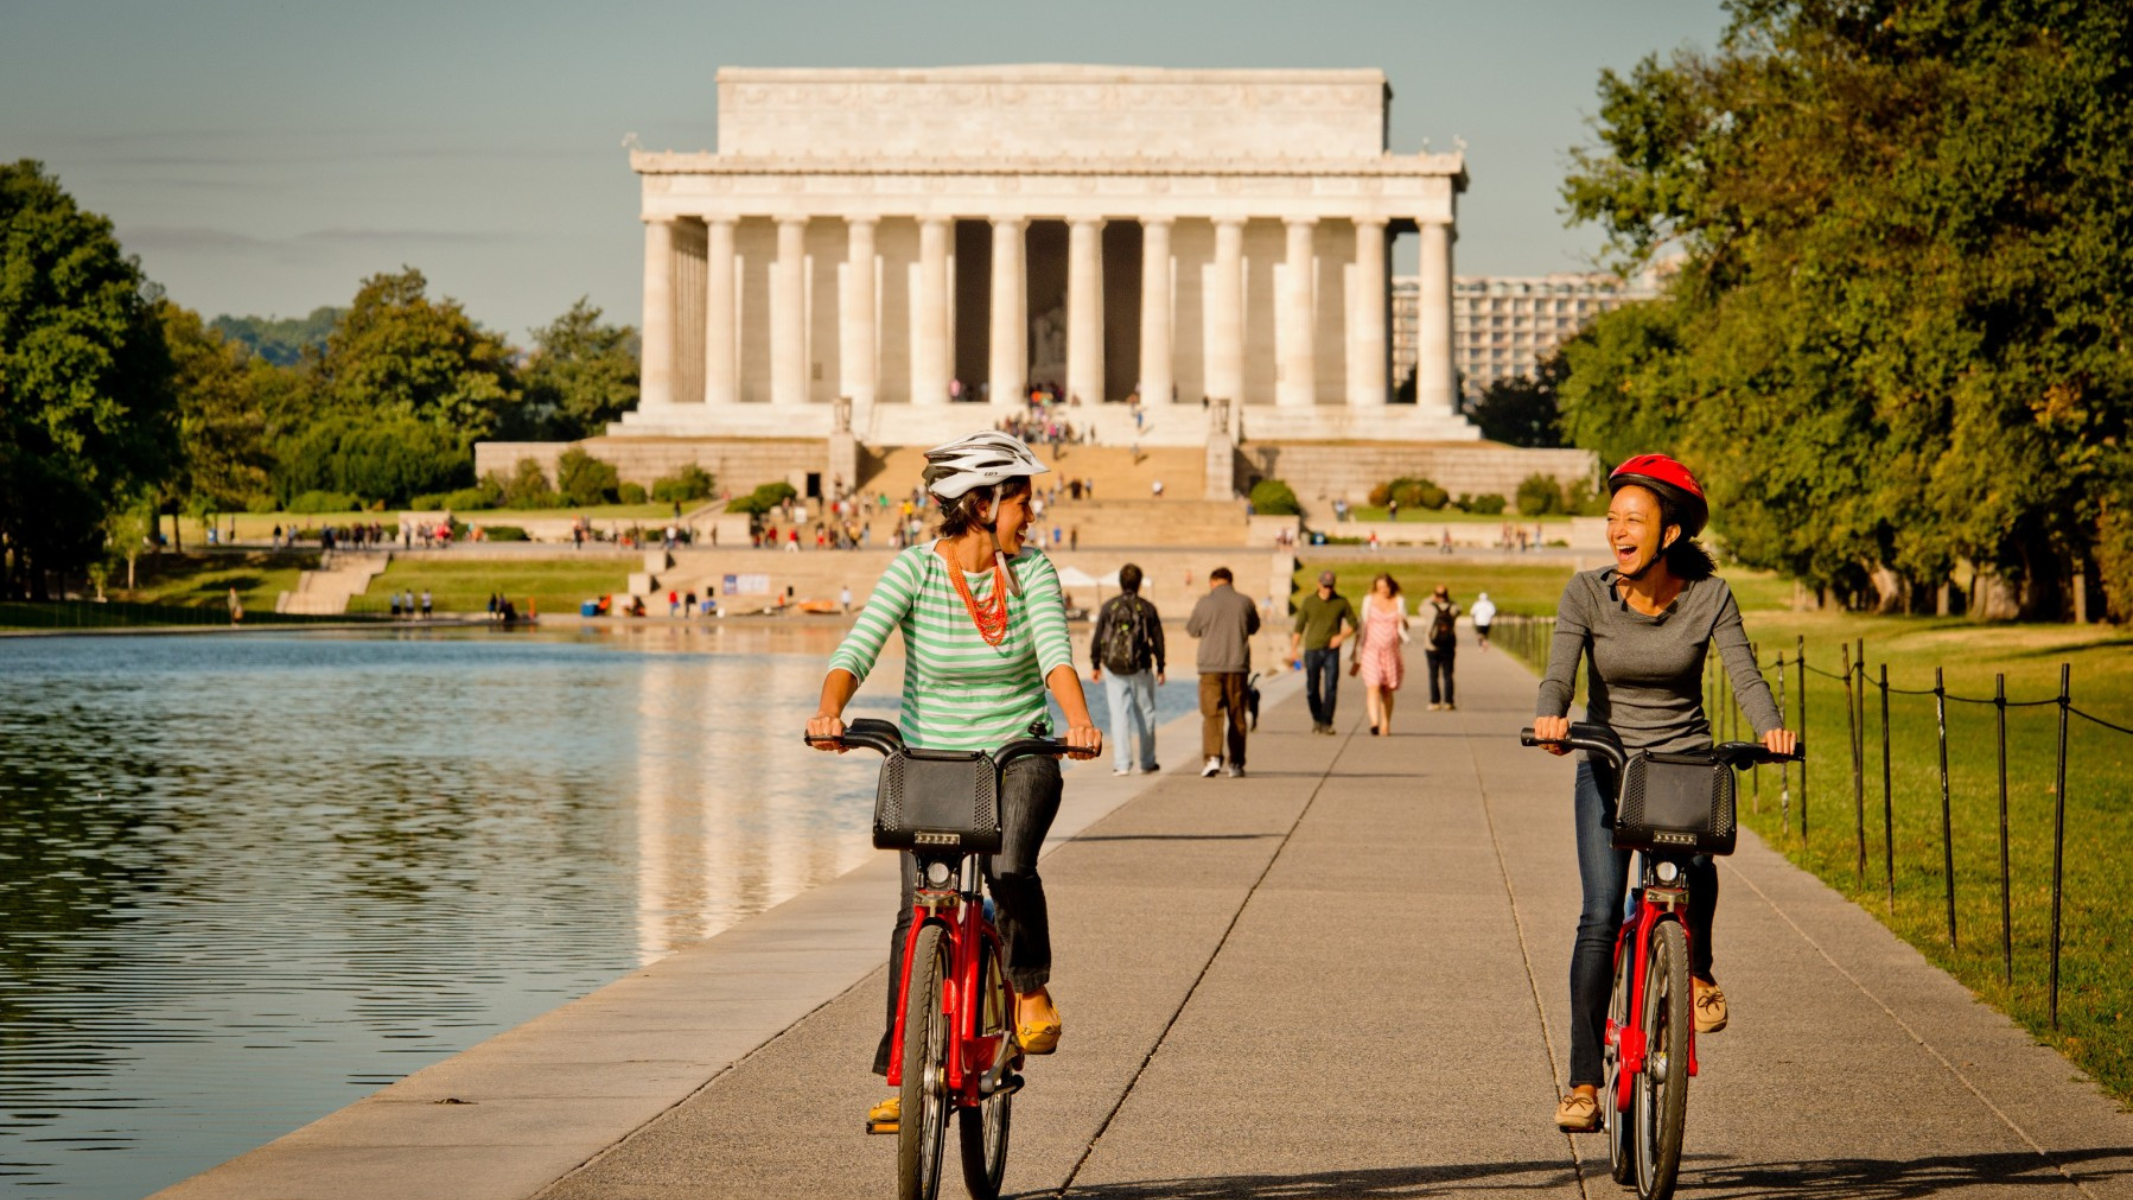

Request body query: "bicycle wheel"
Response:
[1633, 918, 1690, 1200]
[897, 923, 951, 1200]
[1605, 939, 1634, 1185]
[958, 937, 1014, 1200]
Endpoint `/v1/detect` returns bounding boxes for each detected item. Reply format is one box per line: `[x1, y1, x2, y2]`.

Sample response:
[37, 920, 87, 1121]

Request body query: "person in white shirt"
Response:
[1471, 591, 1498, 651]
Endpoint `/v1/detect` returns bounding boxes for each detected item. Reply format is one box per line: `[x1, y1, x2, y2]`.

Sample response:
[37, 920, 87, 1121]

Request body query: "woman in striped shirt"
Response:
[807, 432, 1101, 1128]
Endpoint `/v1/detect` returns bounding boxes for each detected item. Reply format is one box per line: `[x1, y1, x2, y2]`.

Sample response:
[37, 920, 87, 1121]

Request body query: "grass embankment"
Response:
[220, 505, 686, 541]
[114, 551, 313, 614]
[351, 560, 632, 616]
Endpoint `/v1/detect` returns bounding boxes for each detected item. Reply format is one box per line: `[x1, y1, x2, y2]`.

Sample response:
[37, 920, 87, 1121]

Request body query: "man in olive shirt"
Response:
[1290, 570, 1358, 735]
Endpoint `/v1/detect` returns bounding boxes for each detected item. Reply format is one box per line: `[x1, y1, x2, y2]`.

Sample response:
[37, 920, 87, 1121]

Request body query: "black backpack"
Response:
[1428, 601, 1457, 650]
[1101, 597, 1149, 674]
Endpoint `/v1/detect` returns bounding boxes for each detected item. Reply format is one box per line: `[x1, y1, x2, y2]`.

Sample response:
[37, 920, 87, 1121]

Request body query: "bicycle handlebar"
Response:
[1519, 721, 1803, 769]
[805, 717, 1093, 763]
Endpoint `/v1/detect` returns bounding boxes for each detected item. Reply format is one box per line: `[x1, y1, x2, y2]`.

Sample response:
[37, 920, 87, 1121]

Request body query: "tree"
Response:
[210, 307, 341, 366]
[514, 298, 639, 440]
[1471, 352, 1569, 448]
[318, 267, 518, 438]
[0, 161, 177, 598]
[159, 302, 271, 515]
[1557, 1, 2133, 616]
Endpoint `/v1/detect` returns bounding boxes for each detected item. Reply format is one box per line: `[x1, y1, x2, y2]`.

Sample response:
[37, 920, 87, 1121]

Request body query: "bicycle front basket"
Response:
[872, 747, 1002, 854]
[1613, 750, 1737, 856]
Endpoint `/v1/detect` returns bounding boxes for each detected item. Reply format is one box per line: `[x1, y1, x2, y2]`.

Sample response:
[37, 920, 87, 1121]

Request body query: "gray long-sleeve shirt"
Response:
[1534, 568, 1783, 754]
[1185, 583, 1260, 674]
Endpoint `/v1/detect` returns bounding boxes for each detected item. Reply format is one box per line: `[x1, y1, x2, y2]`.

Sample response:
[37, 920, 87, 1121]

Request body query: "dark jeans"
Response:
[1426, 646, 1456, 705]
[875, 756, 1061, 1075]
[1303, 647, 1340, 725]
[1568, 759, 1717, 1087]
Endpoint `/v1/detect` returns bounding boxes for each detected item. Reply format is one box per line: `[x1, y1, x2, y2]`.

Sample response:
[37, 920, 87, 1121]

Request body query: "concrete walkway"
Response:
[158, 643, 2133, 1200]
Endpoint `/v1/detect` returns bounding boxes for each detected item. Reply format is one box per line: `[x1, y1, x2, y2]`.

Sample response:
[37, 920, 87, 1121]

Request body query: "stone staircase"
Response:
[277, 553, 390, 615]
[859, 444, 1206, 506]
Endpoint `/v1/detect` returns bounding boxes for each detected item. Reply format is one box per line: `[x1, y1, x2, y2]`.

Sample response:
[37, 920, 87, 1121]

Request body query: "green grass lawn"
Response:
[353, 559, 632, 616]
[111, 551, 315, 614]
[222, 504, 684, 541]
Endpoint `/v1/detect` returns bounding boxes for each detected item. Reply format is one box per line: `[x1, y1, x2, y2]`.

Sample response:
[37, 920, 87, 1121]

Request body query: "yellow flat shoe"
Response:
[865, 1095, 898, 1135]
[1017, 1019, 1061, 1055]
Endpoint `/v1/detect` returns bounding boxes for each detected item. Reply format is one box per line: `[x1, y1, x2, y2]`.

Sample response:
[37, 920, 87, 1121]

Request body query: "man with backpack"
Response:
[1089, 563, 1166, 776]
[1424, 584, 1461, 711]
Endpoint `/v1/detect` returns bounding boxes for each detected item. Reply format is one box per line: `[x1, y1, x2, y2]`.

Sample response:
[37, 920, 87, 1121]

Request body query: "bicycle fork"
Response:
[1607, 886, 1700, 1110]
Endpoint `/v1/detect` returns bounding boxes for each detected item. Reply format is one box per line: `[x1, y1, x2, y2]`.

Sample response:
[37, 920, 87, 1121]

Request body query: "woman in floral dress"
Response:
[1352, 572, 1410, 735]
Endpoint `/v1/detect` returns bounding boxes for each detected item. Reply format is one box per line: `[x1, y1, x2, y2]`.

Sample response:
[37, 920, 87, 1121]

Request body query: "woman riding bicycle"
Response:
[805, 431, 1102, 1131]
[1531, 454, 1796, 1133]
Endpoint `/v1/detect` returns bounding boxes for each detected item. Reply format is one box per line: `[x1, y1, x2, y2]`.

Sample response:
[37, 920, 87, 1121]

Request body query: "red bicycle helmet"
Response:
[1608, 454, 1708, 538]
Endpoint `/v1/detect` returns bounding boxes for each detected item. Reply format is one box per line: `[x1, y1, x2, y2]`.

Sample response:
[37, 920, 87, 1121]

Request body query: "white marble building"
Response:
[618, 66, 1478, 447]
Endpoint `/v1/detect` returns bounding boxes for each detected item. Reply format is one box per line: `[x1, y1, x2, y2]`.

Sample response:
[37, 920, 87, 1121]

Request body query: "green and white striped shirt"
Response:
[829, 542, 1077, 752]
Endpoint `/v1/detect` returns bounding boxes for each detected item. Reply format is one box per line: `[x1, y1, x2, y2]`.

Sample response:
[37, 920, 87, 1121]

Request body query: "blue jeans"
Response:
[1303, 647, 1340, 726]
[1103, 669, 1159, 771]
[1569, 758, 1718, 1087]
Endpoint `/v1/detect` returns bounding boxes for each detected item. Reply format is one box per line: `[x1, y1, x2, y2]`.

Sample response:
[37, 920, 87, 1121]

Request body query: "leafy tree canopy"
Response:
[210, 306, 340, 367]
[514, 298, 639, 440]
[159, 301, 271, 514]
[317, 268, 517, 439]
[1471, 352, 1570, 449]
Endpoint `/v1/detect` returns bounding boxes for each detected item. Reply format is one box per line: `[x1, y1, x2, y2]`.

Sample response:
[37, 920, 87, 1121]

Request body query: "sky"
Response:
[0, 0, 1728, 343]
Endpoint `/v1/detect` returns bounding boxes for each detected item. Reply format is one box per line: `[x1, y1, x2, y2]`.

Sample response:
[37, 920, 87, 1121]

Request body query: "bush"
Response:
[1392, 477, 1449, 511]
[288, 490, 361, 514]
[1367, 482, 1393, 507]
[556, 448, 620, 507]
[725, 480, 801, 516]
[651, 465, 715, 504]
[1458, 493, 1508, 515]
[482, 525, 529, 542]
[1516, 473, 1569, 516]
[498, 459, 559, 509]
[1249, 478, 1301, 516]
[617, 482, 648, 504]
[276, 414, 470, 508]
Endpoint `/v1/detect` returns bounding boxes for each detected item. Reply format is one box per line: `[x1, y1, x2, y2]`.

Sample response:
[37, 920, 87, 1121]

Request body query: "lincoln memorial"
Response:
[615, 65, 1479, 448]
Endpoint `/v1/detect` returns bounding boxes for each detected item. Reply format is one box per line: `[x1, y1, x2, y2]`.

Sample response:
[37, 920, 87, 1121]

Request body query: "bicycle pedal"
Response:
[865, 1119, 898, 1136]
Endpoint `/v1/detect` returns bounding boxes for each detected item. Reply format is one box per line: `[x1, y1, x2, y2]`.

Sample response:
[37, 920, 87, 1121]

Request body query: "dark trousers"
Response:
[875, 755, 1061, 1075]
[1568, 758, 1717, 1087]
[1426, 646, 1456, 705]
[1303, 647, 1340, 726]
[1199, 672, 1250, 766]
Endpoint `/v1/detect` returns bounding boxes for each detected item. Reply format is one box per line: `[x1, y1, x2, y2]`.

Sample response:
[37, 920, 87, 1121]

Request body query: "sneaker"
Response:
[1143, 762, 1160, 774]
[1693, 977, 1729, 1033]
[1554, 1091, 1599, 1133]
[1200, 757, 1222, 778]
[1223, 764, 1245, 778]
[1113, 766, 1131, 776]
[1445, 702, 1457, 712]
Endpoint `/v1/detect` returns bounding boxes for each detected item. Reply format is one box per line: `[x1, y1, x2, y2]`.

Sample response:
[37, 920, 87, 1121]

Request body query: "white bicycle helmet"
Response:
[921, 431, 1049, 502]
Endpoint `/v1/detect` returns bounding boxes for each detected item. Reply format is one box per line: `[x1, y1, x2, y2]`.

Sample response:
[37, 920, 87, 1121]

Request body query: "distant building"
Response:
[1394, 271, 1659, 405]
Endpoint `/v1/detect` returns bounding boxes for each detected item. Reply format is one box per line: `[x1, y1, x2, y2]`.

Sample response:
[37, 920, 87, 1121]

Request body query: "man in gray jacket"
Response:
[1185, 566, 1261, 777]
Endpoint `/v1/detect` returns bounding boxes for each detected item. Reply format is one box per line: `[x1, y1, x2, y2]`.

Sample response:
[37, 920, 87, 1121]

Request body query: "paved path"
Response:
[159, 641, 2133, 1200]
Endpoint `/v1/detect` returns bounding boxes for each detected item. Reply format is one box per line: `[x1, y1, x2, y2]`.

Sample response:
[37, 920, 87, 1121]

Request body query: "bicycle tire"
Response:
[1634, 919, 1690, 1200]
[958, 937, 1014, 1200]
[897, 923, 951, 1200]
[1605, 940, 1634, 1185]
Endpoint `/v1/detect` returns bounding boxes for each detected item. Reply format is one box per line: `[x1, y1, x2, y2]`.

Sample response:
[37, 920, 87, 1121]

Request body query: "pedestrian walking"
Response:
[1288, 570, 1357, 735]
[839, 584, 853, 615]
[1186, 567, 1259, 777]
[1088, 563, 1166, 776]
[1352, 573, 1409, 735]
[420, 589, 432, 620]
[1470, 591, 1497, 651]
[1423, 585, 1460, 710]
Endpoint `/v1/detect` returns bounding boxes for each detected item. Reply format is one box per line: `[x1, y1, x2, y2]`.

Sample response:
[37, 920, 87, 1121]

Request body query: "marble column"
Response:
[1418, 217, 1456, 417]
[840, 217, 877, 407]
[1348, 217, 1388, 407]
[1208, 217, 1246, 406]
[772, 217, 808, 407]
[1138, 217, 1173, 406]
[1066, 218, 1105, 405]
[1278, 217, 1317, 407]
[988, 217, 1027, 407]
[639, 217, 675, 410]
[704, 217, 737, 406]
[914, 218, 951, 406]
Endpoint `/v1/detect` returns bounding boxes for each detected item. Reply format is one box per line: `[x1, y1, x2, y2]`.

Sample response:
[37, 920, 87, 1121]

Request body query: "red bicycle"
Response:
[1522, 722, 1802, 1200]
[809, 718, 1077, 1200]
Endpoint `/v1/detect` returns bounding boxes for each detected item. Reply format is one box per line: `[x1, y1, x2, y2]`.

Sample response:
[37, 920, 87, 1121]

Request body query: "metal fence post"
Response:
[1751, 642, 1762, 812]
[1880, 663, 1894, 915]
[1936, 667, 1956, 950]
[1777, 653, 1791, 831]
[1843, 642, 1862, 880]
[1797, 635, 1810, 843]
[1854, 640, 1869, 882]
[2050, 663, 2070, 1029]
[1995, 673, 2012, 989]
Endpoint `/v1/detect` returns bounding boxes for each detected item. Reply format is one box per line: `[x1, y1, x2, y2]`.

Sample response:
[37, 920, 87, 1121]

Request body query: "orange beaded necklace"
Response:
[949, 559, 1012, 646]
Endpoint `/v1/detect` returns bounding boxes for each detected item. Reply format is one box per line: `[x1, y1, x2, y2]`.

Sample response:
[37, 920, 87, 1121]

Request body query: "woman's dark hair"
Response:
[1373, 572, 1402, 597]
[1652, 491, 1717, 580]
[934, 476, 1033, 539]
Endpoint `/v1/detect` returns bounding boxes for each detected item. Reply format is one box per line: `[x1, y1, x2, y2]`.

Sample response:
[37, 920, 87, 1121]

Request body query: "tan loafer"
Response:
[1555, 1090, 1600, 1132]
[1017, 1017, 1062, 1055]
[1694, 977, 1729, 1033]
[865, 1095, 898, 1135]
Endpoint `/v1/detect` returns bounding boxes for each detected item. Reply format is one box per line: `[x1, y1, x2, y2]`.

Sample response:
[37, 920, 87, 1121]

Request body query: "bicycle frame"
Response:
[884, 852, 1018, 1106]
[1610, 863, 1698, 1108]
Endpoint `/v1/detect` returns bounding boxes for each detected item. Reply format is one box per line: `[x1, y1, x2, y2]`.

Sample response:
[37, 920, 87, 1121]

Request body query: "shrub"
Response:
[1367, 482, 1393, 508]
[482, 525, 529, 542]
[1516, 473, 1569, 516]
[288, 490, 361, 514]
[617, 482, 648, 505]
[1391, 477, 1449, 511]
[725, 480, 800, 515]
[556, 448, 620, 507]
[651, 465, 715, 504]
[498, 459, 559, 509]
[1459, 493, 1508, 515]
[1249, 478, 1301, 516]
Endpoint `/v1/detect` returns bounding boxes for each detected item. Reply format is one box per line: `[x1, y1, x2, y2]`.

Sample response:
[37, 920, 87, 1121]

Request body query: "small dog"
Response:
[1244, 672, 1263, 731]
